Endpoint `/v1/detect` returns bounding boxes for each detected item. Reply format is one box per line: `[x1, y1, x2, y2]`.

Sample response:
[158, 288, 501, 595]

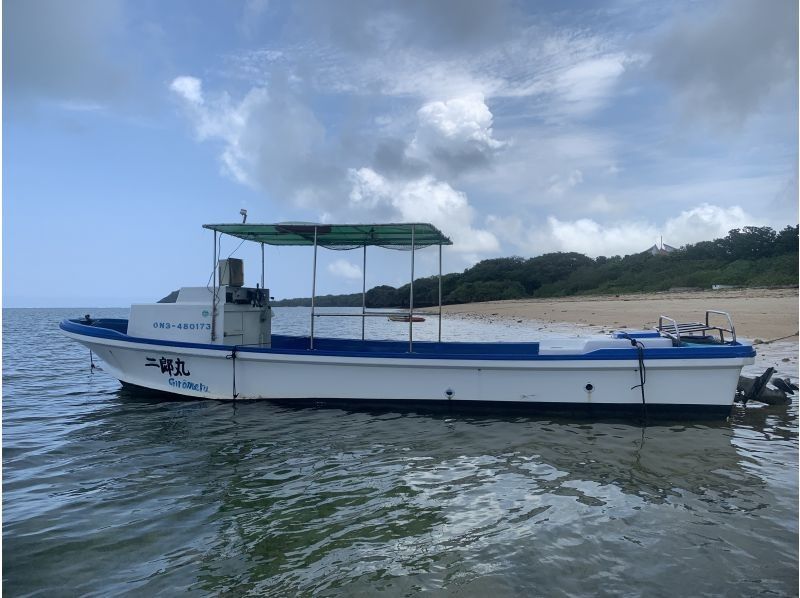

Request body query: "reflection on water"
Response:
[4, 308, 798, 596]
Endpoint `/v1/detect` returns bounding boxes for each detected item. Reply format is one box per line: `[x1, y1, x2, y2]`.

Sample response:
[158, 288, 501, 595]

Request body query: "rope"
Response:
[205, 234, 248, 289]
[209, 236, 223, 342]
[226, 237, 246, 258]
[620, 333, 648, 422]
[760, 332, 799, 344]
[206, 237, 222, 291]
[226, 347, 239, 399]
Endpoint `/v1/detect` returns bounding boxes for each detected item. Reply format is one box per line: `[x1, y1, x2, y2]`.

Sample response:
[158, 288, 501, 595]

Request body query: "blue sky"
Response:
[4, 0, 798, 307]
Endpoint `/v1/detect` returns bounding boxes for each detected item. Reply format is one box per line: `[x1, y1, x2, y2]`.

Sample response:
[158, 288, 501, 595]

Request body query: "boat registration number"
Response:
[152, 321, 211, 331]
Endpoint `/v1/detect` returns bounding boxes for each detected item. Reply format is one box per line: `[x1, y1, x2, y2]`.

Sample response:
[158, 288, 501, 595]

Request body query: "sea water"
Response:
[3, 308, 798, 596]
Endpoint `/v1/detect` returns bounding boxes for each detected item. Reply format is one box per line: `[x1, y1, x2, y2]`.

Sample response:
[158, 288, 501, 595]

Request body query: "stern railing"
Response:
[658, 310, 737, 345]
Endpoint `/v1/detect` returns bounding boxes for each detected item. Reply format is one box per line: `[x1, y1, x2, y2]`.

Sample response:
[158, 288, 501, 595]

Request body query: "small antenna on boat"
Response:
[240, 208, 248, 224]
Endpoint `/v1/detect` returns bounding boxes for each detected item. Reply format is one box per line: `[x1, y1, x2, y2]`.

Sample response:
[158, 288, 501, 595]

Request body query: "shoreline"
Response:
[430, 287, 799, 383]
[424, 287, 798, 342]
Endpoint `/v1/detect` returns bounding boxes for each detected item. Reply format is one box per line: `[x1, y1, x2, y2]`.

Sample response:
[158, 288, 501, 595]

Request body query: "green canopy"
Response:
[203, 222, 452, 249]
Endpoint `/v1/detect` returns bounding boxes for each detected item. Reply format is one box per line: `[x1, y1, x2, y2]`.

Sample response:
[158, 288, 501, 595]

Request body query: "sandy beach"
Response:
[430, 287, 798, 341]
[427, 287, 799, 382]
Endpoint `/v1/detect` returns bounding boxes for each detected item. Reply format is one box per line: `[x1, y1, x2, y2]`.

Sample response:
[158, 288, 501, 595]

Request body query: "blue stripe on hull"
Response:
[62, 318, 756, 361]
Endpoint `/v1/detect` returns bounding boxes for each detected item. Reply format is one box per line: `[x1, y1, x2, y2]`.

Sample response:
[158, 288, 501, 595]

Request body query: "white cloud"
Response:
[168, 5, 794, 271]
[490, 203, 759, 258]
[369, 56, 505, 100]
[348, 168, 499, 256]
[662, 204, 756, 243]
[170, 76, 203, 105]
[229, 18, 637, 121]
[547, 169, 583, 196]
[408, 93, 506, 176]
[170, 75, 336, 202]
[463, 128, 620, 208]
[170, 76, 507, 247]
[413, 93, 504, 152]
[328, 259, 362, 280]
[170, 76, 259, 186]
[348, 167, 391, 210]
[551, 54, 630, 116]
[545, 216, 656, 257]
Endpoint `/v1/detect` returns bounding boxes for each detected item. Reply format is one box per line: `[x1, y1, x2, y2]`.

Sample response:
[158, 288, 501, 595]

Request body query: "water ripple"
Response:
[3, 308, 797, 596]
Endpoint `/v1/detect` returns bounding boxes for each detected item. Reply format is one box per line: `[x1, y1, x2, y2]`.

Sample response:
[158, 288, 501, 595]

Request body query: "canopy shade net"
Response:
[203, 222, 452, 250]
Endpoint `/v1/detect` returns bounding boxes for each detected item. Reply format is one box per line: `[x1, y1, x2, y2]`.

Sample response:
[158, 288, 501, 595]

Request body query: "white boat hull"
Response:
[63, 325, 753, 417]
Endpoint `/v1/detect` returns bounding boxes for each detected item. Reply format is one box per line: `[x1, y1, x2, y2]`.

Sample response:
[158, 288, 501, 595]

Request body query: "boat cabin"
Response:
[126, 222, 452, 351]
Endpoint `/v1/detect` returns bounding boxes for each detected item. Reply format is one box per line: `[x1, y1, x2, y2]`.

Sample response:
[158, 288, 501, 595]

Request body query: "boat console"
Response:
[127, 259, 272, 347]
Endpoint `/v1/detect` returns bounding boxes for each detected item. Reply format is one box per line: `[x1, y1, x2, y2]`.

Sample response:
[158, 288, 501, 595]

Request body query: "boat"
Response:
[389, 314, 426, 323]
[60, 222, 756, 418]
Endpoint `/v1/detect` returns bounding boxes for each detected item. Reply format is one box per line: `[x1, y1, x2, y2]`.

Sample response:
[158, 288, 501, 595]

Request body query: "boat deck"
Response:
[62, 318, 756, 361]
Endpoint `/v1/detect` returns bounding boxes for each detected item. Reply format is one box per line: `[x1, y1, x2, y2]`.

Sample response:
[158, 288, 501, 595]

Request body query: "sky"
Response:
[4, 0, 798, 307]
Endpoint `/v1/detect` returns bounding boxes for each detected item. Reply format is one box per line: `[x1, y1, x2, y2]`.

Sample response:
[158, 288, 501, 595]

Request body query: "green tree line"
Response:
[272, 225, 798, 307]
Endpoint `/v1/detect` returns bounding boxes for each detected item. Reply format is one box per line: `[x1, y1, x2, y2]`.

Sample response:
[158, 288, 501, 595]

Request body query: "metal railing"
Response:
[705, 310, 737, 343]
[212, 223, 447, 353]
[657, 310, 737, 345]
[304, 224, 441, 352]
[313, 311, 428, 318]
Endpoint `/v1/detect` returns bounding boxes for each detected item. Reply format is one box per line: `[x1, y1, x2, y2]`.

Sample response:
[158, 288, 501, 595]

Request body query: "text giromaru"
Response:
[168, 378, 209, 393]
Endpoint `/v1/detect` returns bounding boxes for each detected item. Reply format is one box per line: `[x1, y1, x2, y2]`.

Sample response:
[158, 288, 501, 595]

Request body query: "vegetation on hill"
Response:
[272, 225, 798, 307]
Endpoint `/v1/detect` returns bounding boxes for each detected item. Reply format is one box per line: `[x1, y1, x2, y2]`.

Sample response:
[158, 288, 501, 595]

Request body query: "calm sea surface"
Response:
[4, 308, 798, 596]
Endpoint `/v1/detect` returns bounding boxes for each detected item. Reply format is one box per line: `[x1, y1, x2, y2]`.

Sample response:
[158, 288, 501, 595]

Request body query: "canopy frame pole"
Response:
[211, 231, 218, 342]
[361, 245, 367, 341]
[260, 242, 265, 289]
[310, 226, 318, 350]
[409, 225, 415, 352]
[438, 243, 442, 343]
